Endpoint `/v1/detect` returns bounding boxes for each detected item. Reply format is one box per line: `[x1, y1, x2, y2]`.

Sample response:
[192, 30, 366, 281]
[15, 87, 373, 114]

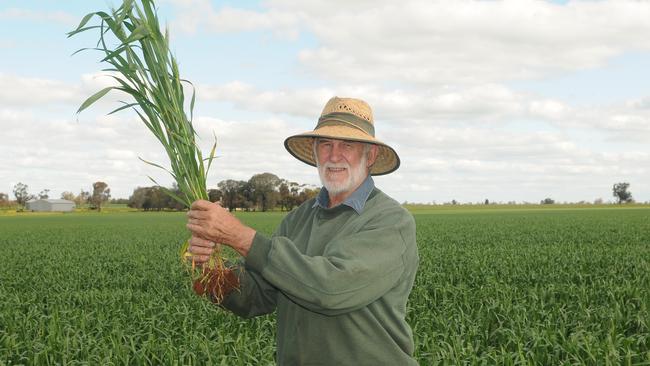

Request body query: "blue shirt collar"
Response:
[313, 175, 375, 214]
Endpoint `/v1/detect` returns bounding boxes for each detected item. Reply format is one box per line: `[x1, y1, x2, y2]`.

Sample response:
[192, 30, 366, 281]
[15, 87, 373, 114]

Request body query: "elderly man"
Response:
[186, 97, 419, 365]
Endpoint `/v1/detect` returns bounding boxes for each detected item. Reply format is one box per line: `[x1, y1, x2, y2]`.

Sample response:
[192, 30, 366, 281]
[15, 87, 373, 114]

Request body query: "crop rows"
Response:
[409, 208, 650, 365]
[0, 208, 648, 364]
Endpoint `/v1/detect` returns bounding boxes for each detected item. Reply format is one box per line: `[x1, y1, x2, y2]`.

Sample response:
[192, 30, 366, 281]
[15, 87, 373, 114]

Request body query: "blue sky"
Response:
[1, 0, 649, 204]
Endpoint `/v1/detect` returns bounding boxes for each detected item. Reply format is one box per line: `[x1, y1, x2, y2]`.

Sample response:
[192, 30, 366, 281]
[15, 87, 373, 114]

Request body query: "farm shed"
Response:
[26, 199, 75, 212]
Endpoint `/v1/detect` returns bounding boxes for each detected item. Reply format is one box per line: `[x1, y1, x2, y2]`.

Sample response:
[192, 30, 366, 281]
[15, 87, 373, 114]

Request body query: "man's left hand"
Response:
[186, 200, 256, 257]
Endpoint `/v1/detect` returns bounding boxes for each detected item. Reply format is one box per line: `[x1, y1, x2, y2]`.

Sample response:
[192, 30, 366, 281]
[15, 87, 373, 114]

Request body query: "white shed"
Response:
[26, 199, 75, 212]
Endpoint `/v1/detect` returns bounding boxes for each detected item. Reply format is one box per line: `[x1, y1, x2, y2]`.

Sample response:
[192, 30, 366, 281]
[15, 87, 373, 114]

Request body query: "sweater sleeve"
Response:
[219, 218, 292, 318]
[245, 210, 413, 316]
[220, 265, 278, 319]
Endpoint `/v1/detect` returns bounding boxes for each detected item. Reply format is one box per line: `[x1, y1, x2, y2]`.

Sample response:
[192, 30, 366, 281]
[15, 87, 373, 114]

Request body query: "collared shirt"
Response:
[312, 175, 375, 214]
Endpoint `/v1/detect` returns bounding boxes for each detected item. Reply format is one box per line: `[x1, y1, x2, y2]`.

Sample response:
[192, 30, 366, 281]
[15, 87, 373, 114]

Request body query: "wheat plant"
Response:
[68, 0, 230, 300]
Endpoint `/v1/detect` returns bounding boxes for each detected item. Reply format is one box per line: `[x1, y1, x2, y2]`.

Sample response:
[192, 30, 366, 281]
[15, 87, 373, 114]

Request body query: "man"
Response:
[186, 97, 419, 365]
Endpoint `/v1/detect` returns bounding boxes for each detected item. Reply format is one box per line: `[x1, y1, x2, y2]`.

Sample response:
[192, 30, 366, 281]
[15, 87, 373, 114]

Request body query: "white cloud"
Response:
[294, 0, 650, 84]
[0, 72, 127, 108]
[167, 0, 301, 38]
[195, 80, 650, 143]
[537, 99, 650, 141]
[198, 81, 331, 118]
[196, 81, 529, 123]
[528, 99, 571, 121]
[166, 0, 650, 85]
[0, 73, 79, 105]
[2, 90, 648, 203]
[0, 103, 313, 200]
[0, 8, 76, 25]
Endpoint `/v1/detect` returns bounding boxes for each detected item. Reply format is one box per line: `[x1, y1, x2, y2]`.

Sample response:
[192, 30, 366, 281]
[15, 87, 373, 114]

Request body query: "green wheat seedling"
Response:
[67, 0, 231, 301]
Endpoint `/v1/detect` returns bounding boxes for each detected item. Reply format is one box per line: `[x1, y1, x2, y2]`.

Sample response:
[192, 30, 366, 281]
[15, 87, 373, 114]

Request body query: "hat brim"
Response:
[284, 125, 400, 176]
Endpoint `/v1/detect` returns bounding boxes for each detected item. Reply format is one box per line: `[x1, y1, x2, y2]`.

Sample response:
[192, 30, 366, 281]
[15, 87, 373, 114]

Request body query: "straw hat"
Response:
[284, 96, 400, 175]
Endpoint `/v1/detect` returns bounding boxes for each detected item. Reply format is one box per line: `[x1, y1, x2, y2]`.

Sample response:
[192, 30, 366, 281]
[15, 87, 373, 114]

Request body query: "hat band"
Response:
[317, 112, 375, 137]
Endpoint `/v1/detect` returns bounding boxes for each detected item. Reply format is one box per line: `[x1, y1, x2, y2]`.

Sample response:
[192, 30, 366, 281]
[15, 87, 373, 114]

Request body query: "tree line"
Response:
[1, 179, 637, 210]
[2, 173, 319, 212]
[127, 173, 320, 212]
[538, 183, 634, 205]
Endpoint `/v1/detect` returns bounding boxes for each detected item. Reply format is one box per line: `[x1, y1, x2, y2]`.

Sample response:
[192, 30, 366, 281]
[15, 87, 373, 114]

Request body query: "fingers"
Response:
[187, 202, 218, 235]
[186, 222, 200, 235]
[189, 245, 213, 256]
[188, 236, 216, 265]
[189, 236, 215, 253]
[190, 200, 214, 211]
[186, 210, 208, 220]
[186, 214, 208, 234]
[187, 218, 203, 227]
[186, 200, 233, 247]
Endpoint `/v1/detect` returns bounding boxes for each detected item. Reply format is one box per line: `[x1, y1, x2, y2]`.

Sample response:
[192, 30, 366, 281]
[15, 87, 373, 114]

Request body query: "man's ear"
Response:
[311, 137, 319, 161]
[367, 144, 379, 168]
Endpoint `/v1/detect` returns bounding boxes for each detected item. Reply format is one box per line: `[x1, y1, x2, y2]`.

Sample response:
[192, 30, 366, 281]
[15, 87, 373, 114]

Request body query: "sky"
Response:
[1, 0, 649, 204]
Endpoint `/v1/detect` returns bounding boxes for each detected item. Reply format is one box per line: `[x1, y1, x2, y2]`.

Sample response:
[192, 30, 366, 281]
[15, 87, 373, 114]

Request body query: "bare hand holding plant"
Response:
[187, 200, 256, 257]
[186, 203, 255, 303]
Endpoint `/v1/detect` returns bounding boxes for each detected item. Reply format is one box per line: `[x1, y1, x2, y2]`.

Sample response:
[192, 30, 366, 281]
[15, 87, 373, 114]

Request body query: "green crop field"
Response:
[1, 207, 649, 365]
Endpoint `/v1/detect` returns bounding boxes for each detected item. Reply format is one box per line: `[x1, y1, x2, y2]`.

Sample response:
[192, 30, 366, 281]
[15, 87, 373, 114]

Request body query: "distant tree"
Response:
[128, 187, 148, 209]
[61, 191, 76, 201]
[0, 193, 7, 202]
[249, 173, 281, 211]
[593, 198, 604, 205]
[238, 181, 255, 211]
[109, 198, 130, 204]
[75, 190, 90, 207]
[13, 182, 34, 207]
[484, 199, 489, 205]
[297, 187, 320, 205]
[127, 186, 177, 211]
[37, 189, 50, 199]
[541, 198, 555, 204]
[167, 184, 188, 210]
[288, 182, 305, 210]
[208, 188, 222, 203]
[278, 180, 304, 211]
[218, 180, 246, 212]
[89, 181, 111, 212]
[278, 181, 291, 211]
[612, 182, 633, 204]
[149, 186, 166, 211]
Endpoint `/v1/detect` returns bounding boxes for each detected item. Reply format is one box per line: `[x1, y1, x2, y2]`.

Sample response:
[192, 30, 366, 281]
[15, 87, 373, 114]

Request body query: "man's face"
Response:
[314, 138, 372, 196]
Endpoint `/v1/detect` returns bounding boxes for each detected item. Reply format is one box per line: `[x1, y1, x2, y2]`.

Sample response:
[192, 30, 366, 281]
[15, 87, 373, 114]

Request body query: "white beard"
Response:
[317, 153, 368, 196]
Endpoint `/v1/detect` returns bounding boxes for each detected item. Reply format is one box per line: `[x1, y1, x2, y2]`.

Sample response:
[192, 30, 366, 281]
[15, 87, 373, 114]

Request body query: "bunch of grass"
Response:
[68, 0, 231, 301]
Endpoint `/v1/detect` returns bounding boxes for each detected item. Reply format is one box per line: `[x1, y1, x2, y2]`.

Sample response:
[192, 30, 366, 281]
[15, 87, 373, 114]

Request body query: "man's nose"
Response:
[329, 144, 343, 162]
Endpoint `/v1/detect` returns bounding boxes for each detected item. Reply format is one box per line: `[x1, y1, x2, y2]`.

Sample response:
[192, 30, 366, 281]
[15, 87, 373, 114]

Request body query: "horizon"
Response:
[8, 179, 646, 206]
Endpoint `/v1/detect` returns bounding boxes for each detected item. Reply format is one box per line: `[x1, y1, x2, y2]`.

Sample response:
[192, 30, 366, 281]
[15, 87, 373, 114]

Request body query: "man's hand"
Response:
[186, 200, 256, 257]
[187, 235, 216, 265]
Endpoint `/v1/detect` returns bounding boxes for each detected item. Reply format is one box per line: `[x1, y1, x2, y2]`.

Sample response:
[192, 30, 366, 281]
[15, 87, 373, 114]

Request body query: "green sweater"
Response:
[222, 187, 419, 365]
